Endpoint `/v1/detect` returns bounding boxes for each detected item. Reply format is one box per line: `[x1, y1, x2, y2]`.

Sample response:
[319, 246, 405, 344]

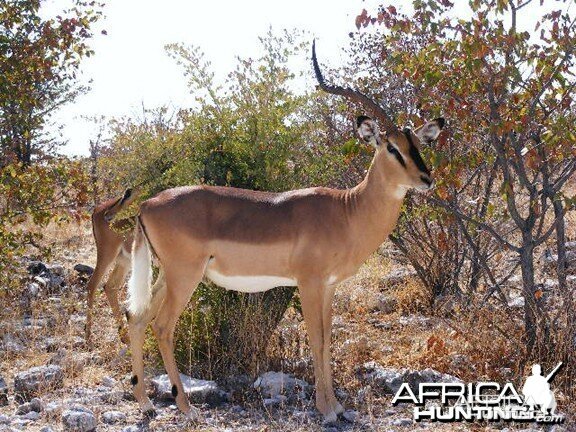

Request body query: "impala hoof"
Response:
[334, 402, 345, 415]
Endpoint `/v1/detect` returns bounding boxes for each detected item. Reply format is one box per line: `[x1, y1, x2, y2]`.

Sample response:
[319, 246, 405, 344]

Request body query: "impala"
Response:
[126, 42, 445, 423]
[85, 188, 136, 344]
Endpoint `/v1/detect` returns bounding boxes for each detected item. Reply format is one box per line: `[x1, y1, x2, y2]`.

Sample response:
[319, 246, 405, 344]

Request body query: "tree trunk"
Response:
[519, 239, 537, 354]
[552, 198, 568, 295]
[469, 164, 497, 294]
[551, 198, 575, 336]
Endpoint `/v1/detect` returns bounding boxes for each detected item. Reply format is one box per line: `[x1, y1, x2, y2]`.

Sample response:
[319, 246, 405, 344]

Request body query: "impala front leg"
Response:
[322, 284, 344, 415]
[298, 278, 337, 424]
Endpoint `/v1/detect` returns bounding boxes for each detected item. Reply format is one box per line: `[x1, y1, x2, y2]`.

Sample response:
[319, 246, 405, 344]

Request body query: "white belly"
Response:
[205, 268, 298, 293]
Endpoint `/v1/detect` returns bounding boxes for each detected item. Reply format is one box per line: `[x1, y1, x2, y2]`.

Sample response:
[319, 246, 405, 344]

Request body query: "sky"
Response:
[42, 0, 384, 156]
[41, 0, 556, 156]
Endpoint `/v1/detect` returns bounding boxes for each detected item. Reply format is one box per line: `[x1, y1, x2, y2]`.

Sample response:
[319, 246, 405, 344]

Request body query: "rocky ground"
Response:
[0, 223, 574, 431]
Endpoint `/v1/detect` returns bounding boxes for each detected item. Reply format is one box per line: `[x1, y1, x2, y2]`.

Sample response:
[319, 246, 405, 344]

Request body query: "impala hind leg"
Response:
[151, 263, 206, 420]
[299, 279, 337, 423]
[127, 269, 168, 417]
[103, 254, 130, 344]
[85, 246, 121, 344]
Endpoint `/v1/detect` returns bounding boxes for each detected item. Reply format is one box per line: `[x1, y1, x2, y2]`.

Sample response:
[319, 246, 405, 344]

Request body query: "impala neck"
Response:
[348, 152, 406, 245]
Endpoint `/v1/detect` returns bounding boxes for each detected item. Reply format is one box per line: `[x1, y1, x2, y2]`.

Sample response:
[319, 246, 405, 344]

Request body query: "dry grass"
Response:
[263, 252, 575, 427]
[0, 218, 130, 385]
[1, 219, 575, 430]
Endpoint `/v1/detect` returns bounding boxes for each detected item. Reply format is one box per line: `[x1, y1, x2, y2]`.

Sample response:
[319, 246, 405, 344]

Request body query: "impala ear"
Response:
[414, 117, 445, 143]
[356, 116, 381, 147]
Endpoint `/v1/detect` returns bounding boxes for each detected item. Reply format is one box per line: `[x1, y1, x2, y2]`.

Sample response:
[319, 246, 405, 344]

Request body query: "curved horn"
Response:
[312, 40, 398, 133]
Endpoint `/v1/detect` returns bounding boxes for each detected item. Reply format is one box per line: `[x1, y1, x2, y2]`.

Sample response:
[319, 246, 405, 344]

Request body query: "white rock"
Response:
[263, 397, 280, 407]
[398, 315, 433, 327]
[41, 337, 60, 352]
[33, 276, 50, 288]
[122, 425, 145, 432]
[49, 349, 92, 371]
[380, 267, 417, 286]
[343, 410, 358, 422]
[99, 390, 123, 404]
[15, 397, 43, 414]
[47, 297, 61, 306]
[359, 364, 404, 394]
[2, 334, 25, 353]
[101, 376, 117, 388]
[11, 417, 33, 428]
[101, 410, 126, 424]
[14, 365, 63, 398]
[508, 297, 525, 308]
[377, 295, 397, 314]
[391, 417, 413, 426]
[359, 362, 461, 394]
[68, 314, 86, 331]
[151, 373, 224, 405]
[61, 405, 97, 432]
[543, 278, 559, 289]
[253, 371, 310, 399]
[25, 282, 41, 298]
[21, 411, 39, 421]
[44, 401, 62, 417]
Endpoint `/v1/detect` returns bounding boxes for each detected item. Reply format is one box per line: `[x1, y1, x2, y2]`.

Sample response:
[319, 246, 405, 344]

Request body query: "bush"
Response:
[102, 30, 348, 378]
[0, 159, 91, 298]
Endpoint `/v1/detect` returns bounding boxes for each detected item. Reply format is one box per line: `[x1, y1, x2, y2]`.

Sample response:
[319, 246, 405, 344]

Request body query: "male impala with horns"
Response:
[125, 41, 445, 423]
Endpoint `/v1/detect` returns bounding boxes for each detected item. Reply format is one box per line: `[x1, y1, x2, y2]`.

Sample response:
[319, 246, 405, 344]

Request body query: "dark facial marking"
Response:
[404, 128, 431, 175]
[171, 385, 178, 398]
[420, 175, 432, 186]
[131, 375, 139, 386]
[387, 143, 406, 167]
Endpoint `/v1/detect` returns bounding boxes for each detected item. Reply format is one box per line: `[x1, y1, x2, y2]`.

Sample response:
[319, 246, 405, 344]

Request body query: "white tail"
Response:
[128, 221, 152, 316]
